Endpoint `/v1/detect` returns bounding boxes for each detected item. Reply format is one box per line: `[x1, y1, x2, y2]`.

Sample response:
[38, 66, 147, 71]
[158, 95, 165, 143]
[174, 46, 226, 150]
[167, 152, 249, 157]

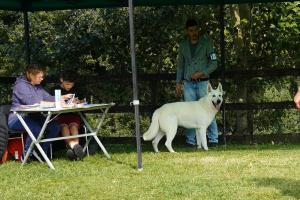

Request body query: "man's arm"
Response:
[176, 45, 185, 95]
[202, 39, 218, 76]
[176, 46, 184, 84]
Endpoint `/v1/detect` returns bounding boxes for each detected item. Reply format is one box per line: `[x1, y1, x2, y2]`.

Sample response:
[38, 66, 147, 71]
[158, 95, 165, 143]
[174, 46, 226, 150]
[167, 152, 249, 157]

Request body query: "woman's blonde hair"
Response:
[24, 64, 46, 81]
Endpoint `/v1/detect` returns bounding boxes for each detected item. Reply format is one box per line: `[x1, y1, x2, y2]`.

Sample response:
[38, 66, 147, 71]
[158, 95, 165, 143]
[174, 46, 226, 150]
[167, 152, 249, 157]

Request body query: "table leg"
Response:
[79, 110, 111, 159]
[15, 112, 55, 170]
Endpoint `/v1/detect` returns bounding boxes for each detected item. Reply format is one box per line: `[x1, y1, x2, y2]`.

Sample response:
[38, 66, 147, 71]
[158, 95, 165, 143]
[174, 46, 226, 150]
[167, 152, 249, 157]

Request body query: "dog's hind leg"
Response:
[160, 116, 177, 153]
[164, 125, 177, 153]
[152, 130, 164, 153]
[165, 131, 177, 153]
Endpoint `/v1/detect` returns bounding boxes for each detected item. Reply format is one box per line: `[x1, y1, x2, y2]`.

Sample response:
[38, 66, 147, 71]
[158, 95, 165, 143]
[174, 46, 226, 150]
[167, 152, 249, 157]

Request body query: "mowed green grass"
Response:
[0, 144, 299, 200]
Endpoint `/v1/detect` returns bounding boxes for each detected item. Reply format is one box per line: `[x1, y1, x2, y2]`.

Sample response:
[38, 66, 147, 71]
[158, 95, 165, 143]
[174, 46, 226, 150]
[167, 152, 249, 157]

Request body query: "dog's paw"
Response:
[197, 145, 202, 149]
[203, 147, 209, 151]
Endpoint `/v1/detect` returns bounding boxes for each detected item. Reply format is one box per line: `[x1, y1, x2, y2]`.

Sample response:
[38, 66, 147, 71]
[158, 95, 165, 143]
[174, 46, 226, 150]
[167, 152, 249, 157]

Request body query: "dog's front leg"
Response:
[196, 128, 202, 149]
[200, 127, 208, 151]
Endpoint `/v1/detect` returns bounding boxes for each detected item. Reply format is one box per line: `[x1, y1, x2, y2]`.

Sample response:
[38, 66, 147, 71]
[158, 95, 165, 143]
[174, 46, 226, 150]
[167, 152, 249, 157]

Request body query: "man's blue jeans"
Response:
[8, 115, 60, 154]
[183, 80, 218, 145]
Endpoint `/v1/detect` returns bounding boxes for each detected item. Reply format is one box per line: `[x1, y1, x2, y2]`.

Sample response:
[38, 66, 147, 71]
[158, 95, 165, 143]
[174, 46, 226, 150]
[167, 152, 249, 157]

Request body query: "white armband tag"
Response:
[209, 53, 217, 61]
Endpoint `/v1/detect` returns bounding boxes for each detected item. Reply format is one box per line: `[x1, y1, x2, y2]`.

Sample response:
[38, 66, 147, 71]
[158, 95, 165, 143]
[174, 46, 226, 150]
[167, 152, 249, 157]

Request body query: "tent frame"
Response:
[128, 0, 143, 170]
[20, 1, 147, 170]
[10, 2, 227, 171]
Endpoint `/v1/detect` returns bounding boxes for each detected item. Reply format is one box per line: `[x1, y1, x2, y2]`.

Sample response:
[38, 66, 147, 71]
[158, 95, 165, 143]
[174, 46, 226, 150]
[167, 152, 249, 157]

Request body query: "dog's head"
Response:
[207, 82, 223, 110]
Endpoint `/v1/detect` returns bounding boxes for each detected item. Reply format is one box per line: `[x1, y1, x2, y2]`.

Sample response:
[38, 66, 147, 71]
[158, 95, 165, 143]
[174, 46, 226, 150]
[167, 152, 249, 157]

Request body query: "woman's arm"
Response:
[13, 83, 41, 105]
[42, 88, 55, 102]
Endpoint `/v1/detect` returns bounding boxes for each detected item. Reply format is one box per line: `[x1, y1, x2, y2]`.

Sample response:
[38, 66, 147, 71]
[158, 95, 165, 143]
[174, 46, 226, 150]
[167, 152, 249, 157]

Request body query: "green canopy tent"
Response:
[0, 0, 294, 171]
[0, 0, 293, 11]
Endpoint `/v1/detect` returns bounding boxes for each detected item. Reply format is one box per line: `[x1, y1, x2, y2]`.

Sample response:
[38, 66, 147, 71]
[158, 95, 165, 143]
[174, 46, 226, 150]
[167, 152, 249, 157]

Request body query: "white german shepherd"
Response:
[143, 83, 223, 153]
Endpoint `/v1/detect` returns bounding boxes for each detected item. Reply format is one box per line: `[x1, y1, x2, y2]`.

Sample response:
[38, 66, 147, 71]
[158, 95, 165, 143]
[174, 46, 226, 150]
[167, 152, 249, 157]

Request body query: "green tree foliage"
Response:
[0, 3, 299, 136]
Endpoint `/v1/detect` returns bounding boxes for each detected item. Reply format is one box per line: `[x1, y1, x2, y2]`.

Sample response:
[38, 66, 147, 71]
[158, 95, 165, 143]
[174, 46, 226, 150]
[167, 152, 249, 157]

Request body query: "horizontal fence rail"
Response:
[108, 101, 296, 113]
[0, 68, 299, 84]
[1, 68, 298, 113]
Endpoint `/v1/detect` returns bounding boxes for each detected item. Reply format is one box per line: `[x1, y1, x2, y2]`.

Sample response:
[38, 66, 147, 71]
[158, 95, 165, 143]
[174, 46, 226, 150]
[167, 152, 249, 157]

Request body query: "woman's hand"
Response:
[74, 97, 81, 104]
[61, 94, 73, 100]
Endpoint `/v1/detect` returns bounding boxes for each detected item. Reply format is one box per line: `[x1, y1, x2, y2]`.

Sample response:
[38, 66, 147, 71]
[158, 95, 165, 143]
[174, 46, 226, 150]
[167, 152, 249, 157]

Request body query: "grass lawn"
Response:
[0, 144, 299, 200]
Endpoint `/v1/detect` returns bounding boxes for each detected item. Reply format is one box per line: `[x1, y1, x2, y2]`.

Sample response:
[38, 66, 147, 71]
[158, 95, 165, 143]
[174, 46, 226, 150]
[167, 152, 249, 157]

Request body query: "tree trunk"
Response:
[230, 4, 252, 135]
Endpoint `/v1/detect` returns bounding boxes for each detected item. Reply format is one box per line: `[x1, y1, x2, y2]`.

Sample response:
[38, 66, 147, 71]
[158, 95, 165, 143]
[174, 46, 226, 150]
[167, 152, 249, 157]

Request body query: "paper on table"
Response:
[40, 101, 55, 108]
[67, 94, 75, 105]
[20, 103, 40, 108]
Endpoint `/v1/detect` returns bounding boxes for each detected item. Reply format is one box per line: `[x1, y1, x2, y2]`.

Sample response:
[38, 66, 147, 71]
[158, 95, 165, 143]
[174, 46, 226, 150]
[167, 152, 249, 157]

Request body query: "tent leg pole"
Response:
[23, 11, 31, 65]
[219, 4, 226, 147]
[128, 0, 143, 171]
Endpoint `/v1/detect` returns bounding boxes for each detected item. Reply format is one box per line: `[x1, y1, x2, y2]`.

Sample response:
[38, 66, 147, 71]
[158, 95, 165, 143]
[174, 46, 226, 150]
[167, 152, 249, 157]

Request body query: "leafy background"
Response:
[0, 2, 299, 137]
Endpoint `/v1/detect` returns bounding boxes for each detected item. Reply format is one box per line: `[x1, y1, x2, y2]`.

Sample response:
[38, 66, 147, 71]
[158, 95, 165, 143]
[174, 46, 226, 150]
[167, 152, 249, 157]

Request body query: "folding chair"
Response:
[0, 105, 25, 162]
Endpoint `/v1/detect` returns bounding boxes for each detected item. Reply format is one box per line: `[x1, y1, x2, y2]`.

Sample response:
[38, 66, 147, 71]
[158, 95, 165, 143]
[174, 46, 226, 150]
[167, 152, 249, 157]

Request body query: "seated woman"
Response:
[8, 64, 71, 160]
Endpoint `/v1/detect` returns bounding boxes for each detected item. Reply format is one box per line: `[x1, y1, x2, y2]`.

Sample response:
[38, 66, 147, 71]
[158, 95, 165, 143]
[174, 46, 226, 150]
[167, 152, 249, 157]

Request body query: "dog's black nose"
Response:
[217, 99, 221, 104]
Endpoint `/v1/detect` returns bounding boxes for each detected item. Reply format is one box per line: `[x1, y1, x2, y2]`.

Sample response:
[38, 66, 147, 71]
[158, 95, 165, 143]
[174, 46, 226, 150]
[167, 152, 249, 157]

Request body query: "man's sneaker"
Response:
[66, 149, 76, 161]
[185, 143, 196, 148]
[208, 142, 218, 148]
[73, 144, 84, 160]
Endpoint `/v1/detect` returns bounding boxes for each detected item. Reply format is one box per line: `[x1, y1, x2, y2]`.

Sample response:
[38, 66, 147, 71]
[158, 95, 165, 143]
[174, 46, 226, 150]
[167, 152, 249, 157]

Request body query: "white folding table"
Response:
[13, 103, 115, 170]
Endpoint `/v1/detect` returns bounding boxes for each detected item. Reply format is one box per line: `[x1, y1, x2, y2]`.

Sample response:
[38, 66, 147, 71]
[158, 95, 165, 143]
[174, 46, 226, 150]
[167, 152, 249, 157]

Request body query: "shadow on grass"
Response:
[106, 143, 206, 154]
[92, 143, 204, 170]
[253, 177, 300, 199]
[87, 142, 300, 158]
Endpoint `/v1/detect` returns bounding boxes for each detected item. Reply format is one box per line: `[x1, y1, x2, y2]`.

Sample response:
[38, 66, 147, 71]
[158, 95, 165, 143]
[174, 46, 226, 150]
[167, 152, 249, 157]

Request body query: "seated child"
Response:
[51, 70, 85, 161]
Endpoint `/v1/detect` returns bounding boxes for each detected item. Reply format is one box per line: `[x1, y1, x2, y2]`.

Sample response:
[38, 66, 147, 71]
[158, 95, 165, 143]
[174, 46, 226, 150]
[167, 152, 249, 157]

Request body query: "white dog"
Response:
[143, 83, 223, 153]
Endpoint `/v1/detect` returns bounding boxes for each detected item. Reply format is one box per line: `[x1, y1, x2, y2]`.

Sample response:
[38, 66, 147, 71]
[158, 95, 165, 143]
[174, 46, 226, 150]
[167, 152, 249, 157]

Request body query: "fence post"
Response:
[219, 3, 226, 146]
[247, 84, 254, 144]
[23, 11, 31, 65]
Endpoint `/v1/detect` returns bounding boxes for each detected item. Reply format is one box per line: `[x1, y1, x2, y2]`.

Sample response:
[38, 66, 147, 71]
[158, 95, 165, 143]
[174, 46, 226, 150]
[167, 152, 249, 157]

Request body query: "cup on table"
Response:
[55, 89, 61, 108]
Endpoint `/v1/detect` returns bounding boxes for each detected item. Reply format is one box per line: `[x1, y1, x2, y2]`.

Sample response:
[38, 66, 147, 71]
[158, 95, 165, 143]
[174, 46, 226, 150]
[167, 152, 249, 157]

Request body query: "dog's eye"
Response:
[212, 95, 216, 97]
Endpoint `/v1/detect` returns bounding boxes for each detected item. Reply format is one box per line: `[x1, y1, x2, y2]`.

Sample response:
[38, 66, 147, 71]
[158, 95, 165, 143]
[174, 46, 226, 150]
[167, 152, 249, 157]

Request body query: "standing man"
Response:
[176, 18, 219, 147]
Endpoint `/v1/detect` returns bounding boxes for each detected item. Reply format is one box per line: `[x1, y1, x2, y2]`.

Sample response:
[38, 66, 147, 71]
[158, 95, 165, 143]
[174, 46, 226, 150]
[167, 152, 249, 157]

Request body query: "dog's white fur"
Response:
[143, 82, 223, 153]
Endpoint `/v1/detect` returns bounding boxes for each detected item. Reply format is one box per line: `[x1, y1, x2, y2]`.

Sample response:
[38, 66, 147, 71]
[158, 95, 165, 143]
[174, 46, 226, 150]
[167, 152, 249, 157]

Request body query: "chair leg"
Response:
[85, 136, 89, 156]
[1, 149, 9, 163]
[21, 133, 25, 161]
[32, 150, 44, 163]
[50, 143, 53, 160]
[84, 126, 89, 156]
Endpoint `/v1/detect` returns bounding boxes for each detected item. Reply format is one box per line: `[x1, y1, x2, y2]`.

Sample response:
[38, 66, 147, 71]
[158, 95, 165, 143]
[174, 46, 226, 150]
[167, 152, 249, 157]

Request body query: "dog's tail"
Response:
[143, 109, 160, 141]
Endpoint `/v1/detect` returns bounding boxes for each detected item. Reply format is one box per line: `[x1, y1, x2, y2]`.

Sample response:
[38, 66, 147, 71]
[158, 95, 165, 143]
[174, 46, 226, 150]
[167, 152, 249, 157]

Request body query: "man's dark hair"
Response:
[60, 70, 78, 82]
[185, 18, 198, 29]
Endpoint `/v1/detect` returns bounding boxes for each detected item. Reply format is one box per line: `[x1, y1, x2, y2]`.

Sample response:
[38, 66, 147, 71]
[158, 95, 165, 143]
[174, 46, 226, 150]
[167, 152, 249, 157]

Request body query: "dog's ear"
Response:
[217, 83, 223, 93]
[207, 82, 213, 93]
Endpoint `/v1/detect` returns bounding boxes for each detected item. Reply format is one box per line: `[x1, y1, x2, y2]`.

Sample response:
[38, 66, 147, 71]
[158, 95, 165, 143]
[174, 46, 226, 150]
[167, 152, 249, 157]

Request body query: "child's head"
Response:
[60, 70, 77, 91]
